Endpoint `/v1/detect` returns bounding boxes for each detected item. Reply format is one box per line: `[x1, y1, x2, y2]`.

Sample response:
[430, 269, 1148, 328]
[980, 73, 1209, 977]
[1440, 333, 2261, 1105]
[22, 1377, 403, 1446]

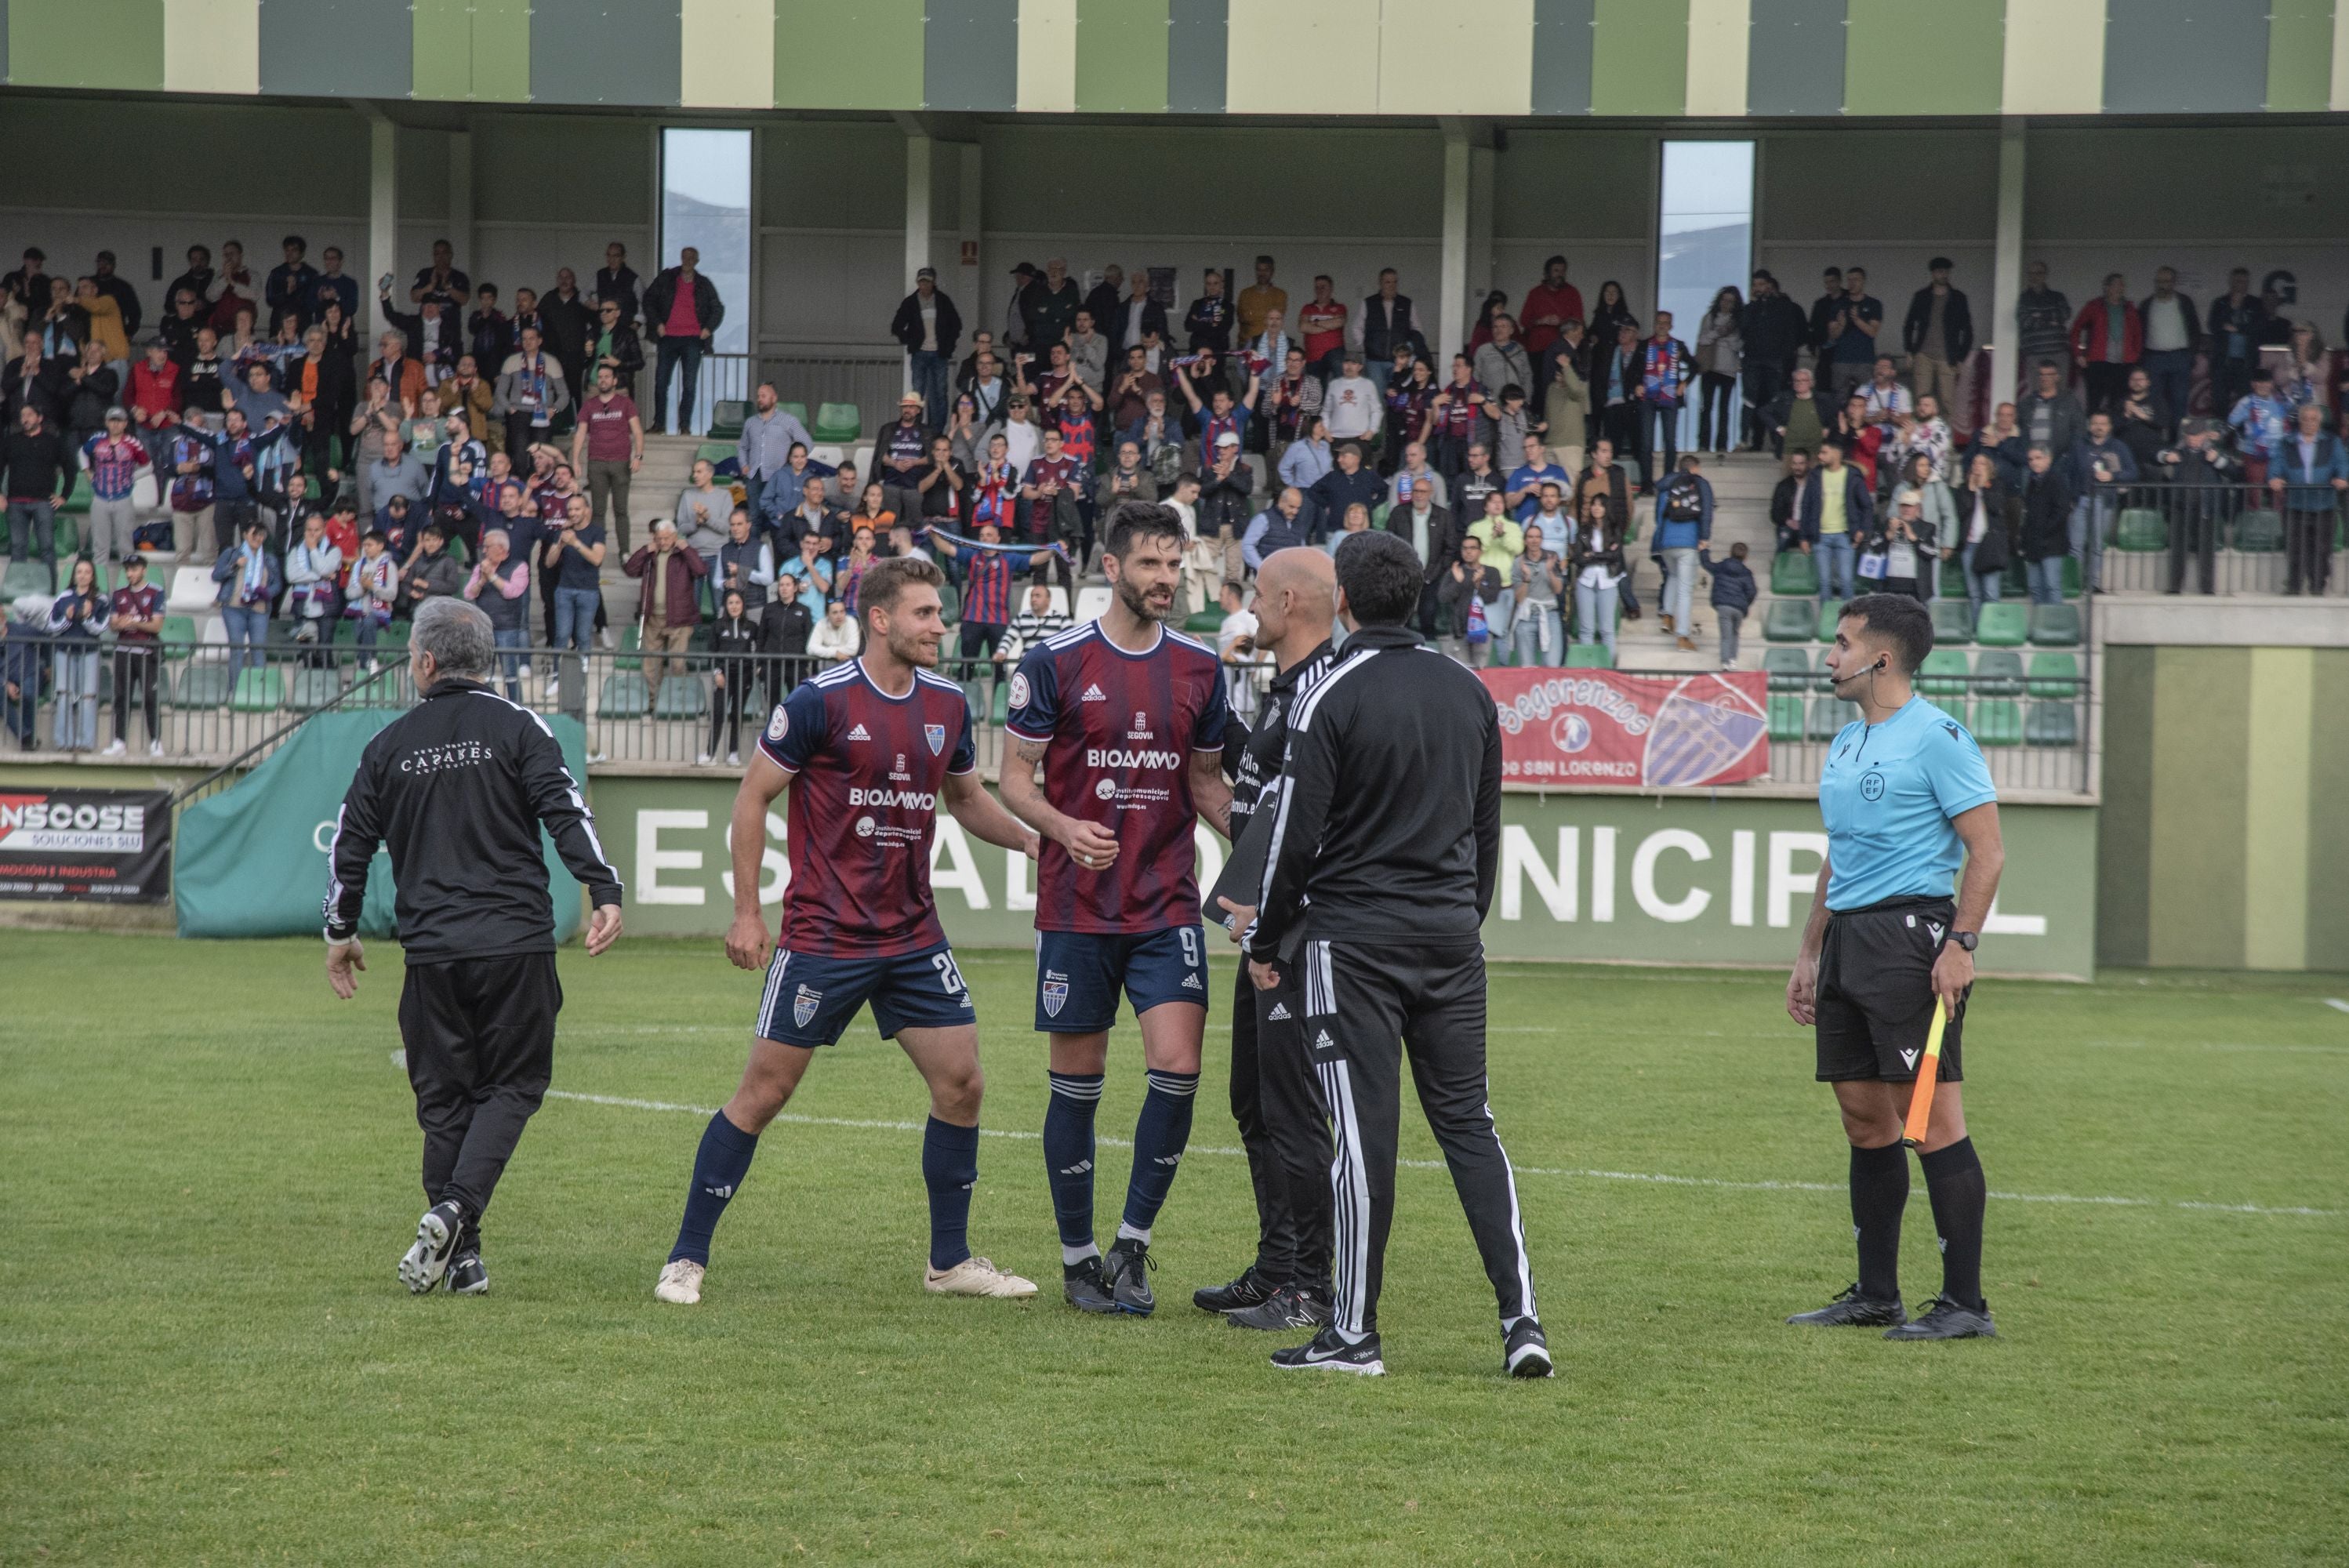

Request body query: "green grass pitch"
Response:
[2, 931, 2344, 1565]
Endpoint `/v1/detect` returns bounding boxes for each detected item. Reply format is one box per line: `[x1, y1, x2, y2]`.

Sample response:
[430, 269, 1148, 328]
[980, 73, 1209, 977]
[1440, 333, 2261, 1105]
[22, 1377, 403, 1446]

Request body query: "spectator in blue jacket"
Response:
[1309, 441, 1384, 546]
[1701, 539, 1757, 669]
[1653, 453, 1713, 650]
[2268, 401, 2349, 595]
[2068, 410, 2137, 593]
[212, 517, 281, 673]
[1797, 438, 1875, 604]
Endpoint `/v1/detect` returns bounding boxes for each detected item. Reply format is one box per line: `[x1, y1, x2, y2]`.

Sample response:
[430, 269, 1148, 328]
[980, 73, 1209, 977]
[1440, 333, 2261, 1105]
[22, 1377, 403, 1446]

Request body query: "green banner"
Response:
[588, 777, 2098, 980]
[174, 710, 590, 943]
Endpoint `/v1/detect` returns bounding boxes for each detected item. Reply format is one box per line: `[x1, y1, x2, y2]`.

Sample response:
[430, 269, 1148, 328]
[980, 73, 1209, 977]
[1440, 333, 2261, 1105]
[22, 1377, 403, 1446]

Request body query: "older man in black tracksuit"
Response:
[1236, 528, 1548, 1380]
[1196, 548, 1340, 1333]
[323, 597, 625, 1297]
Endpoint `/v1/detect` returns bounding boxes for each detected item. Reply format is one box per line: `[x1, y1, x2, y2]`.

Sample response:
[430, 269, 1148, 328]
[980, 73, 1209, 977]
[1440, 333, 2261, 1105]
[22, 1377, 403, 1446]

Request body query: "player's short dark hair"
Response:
[1102, 501, 1185, 560]
[858, 554, 944, 624]
[1333, 530, 1422, 627]
[1841, 593, 1933, 676]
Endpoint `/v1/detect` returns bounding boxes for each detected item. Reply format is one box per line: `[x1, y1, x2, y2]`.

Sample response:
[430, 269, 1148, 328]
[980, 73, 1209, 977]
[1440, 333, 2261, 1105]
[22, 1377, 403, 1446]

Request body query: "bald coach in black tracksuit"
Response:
[1243, 528, 1550, 1380]
[323, 597, 625, 1297]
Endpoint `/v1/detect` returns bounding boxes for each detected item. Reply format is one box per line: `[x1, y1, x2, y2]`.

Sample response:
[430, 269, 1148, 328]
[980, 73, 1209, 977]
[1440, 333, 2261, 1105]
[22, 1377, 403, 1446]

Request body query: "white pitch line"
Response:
[534, 1087, 2340, 1220]
[2325, 998, 2349, 1015]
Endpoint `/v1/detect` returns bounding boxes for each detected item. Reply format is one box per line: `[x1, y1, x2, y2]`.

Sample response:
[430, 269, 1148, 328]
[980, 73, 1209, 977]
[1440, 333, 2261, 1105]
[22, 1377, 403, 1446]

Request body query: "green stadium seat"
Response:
[1938, 557, 1967, 597]
[1770, 551, 1818, 597]
[1806, 696, 1854, 742]
[172, 663, 232, 708]
[1764, 648, 1811, 691]
[2002, 557, 2027, 596]
[2114, 507, 2166, 551]
[1566, 643, 1613, 669]
[2, 559, 53, 599]
[779, 401, 808, 429]
[1971, 699, 2023, 746]
[812, 401, 862, 443]
[1974, 602, 2028, 647]
[162, 615, 197, 659]
[1973, 649, 2025, 697]
[694, 441, 735, 470]
[55, 487, 91, 516]
[1930, 597, 1973, 646]
[2233, 509, 2283, 551]
[937, 579, 960, 624]
[2026, 701, 2079, 746]
[287, 666, 342, 712]
[2028, 603, 2081, 647]
[2026, 652, 2081, 699]
[230, 666, 282, 712]
[1766, 694, 1806, 742]
[1182, 611, 1224, 635]
[1916, 648, 1970, 696]
[653, 674, 706, 720]
[614, 624, 642, 671]
[706, 400, 746, 441]
[378, 620, 410, 649]
[1763, 599, 1813, 642]
[599, 671, 650, 715]
[1814, 598, 1844, 643]
[2062, 554, 2082, 599]
[990, 677, 1011, 726]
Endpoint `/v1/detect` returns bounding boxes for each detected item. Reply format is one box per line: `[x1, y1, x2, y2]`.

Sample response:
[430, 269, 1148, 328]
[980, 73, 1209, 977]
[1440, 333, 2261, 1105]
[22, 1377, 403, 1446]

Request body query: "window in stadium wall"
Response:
[659, 126, 753, 365]
[1656, 140, 1755, 450]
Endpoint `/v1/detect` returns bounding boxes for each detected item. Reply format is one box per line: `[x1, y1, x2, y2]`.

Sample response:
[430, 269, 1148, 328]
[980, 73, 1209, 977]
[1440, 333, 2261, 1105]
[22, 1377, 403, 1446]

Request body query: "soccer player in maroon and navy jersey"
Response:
[1000, 502, 1235, 1315]
[654, 555, 1043, 1308]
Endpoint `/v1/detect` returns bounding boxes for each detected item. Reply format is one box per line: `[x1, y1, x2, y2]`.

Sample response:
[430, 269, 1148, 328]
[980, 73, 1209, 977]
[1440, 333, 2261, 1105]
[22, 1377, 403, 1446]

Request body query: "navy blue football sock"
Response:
[1044, 1072, 1103, 1264]
[669, 1109, 760, 1266]
[922, 1116, 981, 1272]
[1118, 1069, 1200, 1243]
[1850, 1138, 1908, 1302]
[1919, 1136, 1988, 1310]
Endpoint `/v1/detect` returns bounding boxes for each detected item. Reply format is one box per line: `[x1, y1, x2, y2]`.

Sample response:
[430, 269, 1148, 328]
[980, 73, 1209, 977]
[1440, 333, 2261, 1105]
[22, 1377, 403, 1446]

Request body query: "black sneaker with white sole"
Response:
[1785, 1282, 1908, 1328]
[398, 1200, 466, 1294]
[1270, 1326, 1385, 1376]
[1192, 1266, 1277, 1315]
[1063, 1257, 1120, 1314]
[1100, 1237, 1156, 1316]
[445, 1252, 488, 1295]
[1883, 1296, 1996, 1341]
[1226, 1286, 1332, 1332]
[1504, 1319, 1554, 1378]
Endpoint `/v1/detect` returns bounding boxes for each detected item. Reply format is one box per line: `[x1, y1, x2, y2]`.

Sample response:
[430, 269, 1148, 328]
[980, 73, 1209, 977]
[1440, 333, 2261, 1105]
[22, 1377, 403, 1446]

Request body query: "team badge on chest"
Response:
[925, 723, 946, 756]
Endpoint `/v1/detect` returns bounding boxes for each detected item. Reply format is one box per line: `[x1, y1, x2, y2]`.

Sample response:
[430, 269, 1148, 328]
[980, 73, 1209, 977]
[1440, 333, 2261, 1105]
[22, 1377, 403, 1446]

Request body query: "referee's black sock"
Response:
[1849, 1140, 1908, 1302]
[1919, 1137, 1987, 1311]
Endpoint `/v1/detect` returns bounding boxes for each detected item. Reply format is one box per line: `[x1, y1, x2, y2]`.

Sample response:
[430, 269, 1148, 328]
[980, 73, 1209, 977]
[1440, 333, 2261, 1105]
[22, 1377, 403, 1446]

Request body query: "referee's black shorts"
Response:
[1815, 895, 1966, 1084]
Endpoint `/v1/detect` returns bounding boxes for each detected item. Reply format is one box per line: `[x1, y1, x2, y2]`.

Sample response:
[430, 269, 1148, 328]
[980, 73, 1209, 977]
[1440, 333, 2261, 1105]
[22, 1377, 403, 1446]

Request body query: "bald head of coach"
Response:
[1230, 528, 1550, 1380]
[321, 596, 626, 1298]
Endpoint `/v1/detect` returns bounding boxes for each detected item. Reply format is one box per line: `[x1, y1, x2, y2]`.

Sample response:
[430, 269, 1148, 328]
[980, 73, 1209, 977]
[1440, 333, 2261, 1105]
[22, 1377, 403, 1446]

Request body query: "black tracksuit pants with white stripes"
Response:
[1302, 938, 1538, 1337]
[1230, 964, 1334, 1296]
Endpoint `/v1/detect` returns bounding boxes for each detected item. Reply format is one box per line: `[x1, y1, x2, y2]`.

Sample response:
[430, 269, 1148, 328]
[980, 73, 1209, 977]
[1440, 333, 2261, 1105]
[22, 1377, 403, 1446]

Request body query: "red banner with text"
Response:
[1479, 669, 1770, 789]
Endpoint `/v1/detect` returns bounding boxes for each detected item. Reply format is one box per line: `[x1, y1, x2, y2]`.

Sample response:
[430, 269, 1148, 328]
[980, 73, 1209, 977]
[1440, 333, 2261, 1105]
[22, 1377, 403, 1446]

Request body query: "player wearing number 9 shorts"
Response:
[1000, 503, 1236, 1316]
[652, 557, 1044, 1309]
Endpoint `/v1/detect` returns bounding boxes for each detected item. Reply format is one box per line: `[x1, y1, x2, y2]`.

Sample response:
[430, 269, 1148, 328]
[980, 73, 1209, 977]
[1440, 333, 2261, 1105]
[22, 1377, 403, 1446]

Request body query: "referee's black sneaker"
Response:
[1504, 1319, 1555, 1379]
[1785, 1283, 1908, 1328]
[397, 1200, 466, 1294]
[1884, 1296, 1996, 1341]
[1270, 1327, 1385, 1377]
[1101, 1237, 1156, 1316]
[445, 1251, 489, 1296]
[1193, 1265, 1277, 1315]
[1062, 1256, 1119, 1314]
[1226, 1286, 1331, 1332]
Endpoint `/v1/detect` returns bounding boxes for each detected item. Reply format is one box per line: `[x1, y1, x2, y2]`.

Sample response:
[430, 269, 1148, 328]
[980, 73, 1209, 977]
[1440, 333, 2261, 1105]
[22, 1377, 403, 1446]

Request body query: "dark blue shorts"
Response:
[755, 942, 976, 1048]
[1033, 925, 1210, 1033]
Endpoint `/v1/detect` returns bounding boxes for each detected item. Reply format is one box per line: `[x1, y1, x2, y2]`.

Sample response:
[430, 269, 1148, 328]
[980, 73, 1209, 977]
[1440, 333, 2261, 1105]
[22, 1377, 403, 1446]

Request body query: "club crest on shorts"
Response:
[925, 723, 946, 756]
[766, 705, 789, 742]
[1041, 977, 1069, 1018]
[793, 983, 822, 1029]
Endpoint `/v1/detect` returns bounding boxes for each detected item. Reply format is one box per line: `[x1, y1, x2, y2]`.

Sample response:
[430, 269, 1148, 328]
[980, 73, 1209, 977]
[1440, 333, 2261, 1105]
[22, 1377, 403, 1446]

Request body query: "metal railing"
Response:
[681, 352, 755, 436]
[1742, 667, 2091, 795]
[2089, 483, 2347, 597]
[753, 347, 906, 447]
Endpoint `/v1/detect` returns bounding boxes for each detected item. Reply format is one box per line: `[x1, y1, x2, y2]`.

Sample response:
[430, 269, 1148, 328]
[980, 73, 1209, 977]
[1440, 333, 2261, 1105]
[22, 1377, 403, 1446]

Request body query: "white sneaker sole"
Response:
[1508, 1346, 1556, 1378]
[923, 1266, 1039, 1300]
[1273, 1355, 1385, 1377]
[398, 1210, 456, 1294]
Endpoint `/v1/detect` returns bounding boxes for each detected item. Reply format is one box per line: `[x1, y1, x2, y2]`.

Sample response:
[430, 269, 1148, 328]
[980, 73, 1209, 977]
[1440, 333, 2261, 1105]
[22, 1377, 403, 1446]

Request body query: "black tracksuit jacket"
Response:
[1247, 622, 1500, 958]
[323, 679, 623, 959]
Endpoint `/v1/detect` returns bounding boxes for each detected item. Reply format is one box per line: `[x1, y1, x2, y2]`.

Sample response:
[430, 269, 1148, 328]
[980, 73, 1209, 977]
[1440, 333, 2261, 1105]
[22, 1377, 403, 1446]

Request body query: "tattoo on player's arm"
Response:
[1014, 738, 1049, 765]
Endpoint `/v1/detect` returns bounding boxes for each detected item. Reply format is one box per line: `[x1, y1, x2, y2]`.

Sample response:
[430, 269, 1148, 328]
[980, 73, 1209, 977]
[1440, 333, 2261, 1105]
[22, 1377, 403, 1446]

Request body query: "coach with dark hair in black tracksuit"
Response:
[1236, 528, 1549, 1381]
[322, 596, 626, 1298]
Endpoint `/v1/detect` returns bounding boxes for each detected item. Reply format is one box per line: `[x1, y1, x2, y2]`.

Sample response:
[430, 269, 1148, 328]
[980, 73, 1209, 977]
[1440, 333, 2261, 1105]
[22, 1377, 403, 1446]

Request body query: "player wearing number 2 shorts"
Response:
[653, 557, 1044, 1308]
[1000, 503, 1235, 1316]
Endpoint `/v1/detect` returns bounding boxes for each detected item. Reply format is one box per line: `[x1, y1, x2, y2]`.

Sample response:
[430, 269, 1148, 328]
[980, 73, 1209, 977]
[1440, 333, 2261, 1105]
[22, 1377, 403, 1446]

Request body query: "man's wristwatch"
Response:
[1949, 930, 1978, 953]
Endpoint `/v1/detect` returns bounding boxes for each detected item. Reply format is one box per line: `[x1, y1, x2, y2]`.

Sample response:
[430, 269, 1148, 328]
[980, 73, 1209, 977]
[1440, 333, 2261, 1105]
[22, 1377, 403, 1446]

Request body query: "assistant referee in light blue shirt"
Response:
[1784, 593, 2006, 1341]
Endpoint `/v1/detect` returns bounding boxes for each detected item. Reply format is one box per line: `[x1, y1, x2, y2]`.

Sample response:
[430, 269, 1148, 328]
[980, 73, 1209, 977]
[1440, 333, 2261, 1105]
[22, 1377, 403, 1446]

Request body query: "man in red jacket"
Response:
[623, 517, 707, 688]
[129, 340, 183, 436]
[2068, 273, 2142, 419]
[1520, 254, 1587, 385]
